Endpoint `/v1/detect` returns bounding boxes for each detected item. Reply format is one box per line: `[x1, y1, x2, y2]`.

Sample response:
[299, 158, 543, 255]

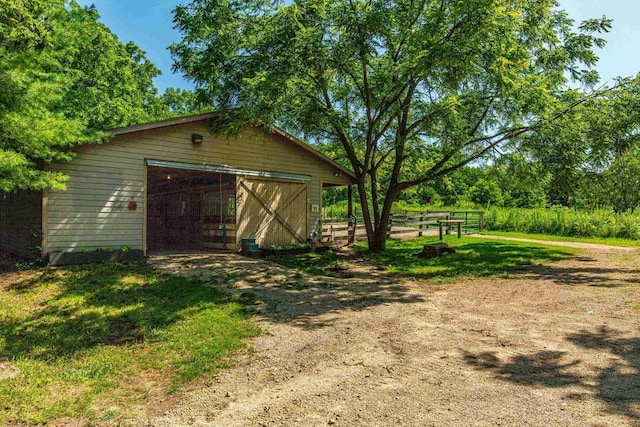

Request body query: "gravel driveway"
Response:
[142, 240, 640, 426]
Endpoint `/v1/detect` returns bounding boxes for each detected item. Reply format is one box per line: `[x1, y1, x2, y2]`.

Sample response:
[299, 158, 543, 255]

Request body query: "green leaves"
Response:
[0, 1, 167, 192]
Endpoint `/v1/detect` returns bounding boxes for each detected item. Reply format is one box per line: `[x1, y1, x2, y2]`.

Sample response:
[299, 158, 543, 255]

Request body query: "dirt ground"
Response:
[141, 238, 640, 427]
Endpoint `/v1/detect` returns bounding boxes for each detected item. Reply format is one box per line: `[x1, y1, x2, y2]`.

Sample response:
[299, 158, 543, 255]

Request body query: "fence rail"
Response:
[321, 210, 484, 243]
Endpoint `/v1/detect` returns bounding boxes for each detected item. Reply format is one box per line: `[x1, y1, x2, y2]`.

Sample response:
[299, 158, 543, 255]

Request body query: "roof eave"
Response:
[270, 126, 356, 181]
[108, 112, 356, 182]
[109, 112, 220, 136]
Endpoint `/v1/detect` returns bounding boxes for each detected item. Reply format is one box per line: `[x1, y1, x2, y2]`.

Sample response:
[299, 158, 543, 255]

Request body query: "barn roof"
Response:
[109, 112, 356, 180]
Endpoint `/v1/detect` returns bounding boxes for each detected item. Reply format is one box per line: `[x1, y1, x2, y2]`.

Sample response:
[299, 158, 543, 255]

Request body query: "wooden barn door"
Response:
[237, 178, 308, 247]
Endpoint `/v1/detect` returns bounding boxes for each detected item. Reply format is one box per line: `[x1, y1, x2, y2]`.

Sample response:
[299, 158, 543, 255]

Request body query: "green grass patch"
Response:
[362, 236, 578, 280]
[483, 231, 640, 248]
[274, 236, 578, 282]
[628, 302, 640, 310]
[0, 261, 260, 425]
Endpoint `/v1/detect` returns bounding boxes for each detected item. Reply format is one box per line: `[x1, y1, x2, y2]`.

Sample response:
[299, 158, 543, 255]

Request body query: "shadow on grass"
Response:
[178, 237, 573, 329]
[464, 326, 640, 422]
[275, 237, 578, 282]
[276, 237, 639, 289]
[370, 240, 576, 280]
[0, 261, 256, 361]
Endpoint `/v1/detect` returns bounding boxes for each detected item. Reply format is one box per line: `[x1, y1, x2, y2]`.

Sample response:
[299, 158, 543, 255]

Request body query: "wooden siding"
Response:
[0, 190, 42, 255]
[46, 122, 352, 253]
[237, 178, 308, 247]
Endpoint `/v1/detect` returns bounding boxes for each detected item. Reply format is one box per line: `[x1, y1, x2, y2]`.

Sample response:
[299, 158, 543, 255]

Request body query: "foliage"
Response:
[57, 4, 166, 130]
[484, 206, 640, 240]
[1, 0, 88, 191]
[273, 236, 577, 281]
[171, 0, 610, 251]
[0, 1, 165, 192]
[265, 242, 313, 251]
[600, 145, 640, 213]
[465, 179, 504, 207]
[161, 87, 208, 117]
[518, 76, 640, 207]
[0, 261, 259, 424]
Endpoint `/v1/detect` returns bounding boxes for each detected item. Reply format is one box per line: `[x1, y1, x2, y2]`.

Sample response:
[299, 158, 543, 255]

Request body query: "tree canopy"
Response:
[172, 0, 610, 250]
[518, 75, 640, 210]
[0, 0, 165, 192]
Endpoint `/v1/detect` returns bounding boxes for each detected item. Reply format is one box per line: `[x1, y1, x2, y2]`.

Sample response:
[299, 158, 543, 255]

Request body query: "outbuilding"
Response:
[0, 112, 355, 263]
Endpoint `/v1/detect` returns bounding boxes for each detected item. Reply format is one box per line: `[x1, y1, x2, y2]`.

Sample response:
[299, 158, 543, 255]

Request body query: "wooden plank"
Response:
[49, 223, 142, 232]
[253, 183, 307, 239]
[240, 179, 306, 243]
[202, 241, 235, 249]
[202, 223, 237, 231]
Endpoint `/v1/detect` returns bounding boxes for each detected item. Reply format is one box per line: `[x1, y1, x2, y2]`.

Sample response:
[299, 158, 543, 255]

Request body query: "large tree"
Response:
[172, 0, 609, 251]
[0, 0, 165, 192]
[517, 75, 640, 207]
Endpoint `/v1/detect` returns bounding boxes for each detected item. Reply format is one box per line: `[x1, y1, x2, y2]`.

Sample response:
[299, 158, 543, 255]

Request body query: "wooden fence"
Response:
[321, 210, 484, 243]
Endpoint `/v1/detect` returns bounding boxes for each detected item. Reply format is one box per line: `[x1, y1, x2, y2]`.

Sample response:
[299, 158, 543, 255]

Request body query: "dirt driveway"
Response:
[143, 240, 640, 427]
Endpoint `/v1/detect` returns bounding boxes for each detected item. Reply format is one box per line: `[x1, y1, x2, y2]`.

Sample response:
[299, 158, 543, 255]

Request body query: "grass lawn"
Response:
[273, 235, 579, 281]
[0, 261, 260, 425]
[483, 230, 640, 248]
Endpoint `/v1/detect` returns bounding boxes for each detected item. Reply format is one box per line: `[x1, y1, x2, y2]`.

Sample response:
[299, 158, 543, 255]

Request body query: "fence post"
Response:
[418, 213, 424, 237]
[479, 211, 485, 231]
[386, 214, 393, 239]
[465, 211, 468, 234]
[348, 215, 357, 244]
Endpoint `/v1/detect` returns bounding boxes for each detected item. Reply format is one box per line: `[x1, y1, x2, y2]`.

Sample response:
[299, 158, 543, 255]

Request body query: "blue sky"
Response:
[77, 0, 640, 93]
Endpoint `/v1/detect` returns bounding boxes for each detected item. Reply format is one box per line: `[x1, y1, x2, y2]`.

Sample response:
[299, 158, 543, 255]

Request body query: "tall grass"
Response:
[484, 206, 640, 240]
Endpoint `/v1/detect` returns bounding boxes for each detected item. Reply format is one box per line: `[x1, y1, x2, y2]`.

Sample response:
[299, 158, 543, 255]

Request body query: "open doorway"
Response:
[147, 166, 236, 252]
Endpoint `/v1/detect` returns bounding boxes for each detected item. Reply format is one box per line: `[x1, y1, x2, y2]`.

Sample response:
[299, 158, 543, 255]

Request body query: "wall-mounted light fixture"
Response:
[334, 172, 342, 177]
[191, 133, 203, 145]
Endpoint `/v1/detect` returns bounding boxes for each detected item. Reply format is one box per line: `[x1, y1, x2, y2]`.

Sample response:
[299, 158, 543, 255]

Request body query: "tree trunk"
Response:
[356, 178, 375, 248]
[367, 186, 398, 253]
[369, 222, 388, 253]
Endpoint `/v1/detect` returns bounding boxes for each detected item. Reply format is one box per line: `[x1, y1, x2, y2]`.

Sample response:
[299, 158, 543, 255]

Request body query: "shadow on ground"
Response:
[147, 240, 637, 330]
[357, 238, 639, 288]
[464, 326, 640, 422]
[149, 253, 424, 330]
[520, 263, 640, 288]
